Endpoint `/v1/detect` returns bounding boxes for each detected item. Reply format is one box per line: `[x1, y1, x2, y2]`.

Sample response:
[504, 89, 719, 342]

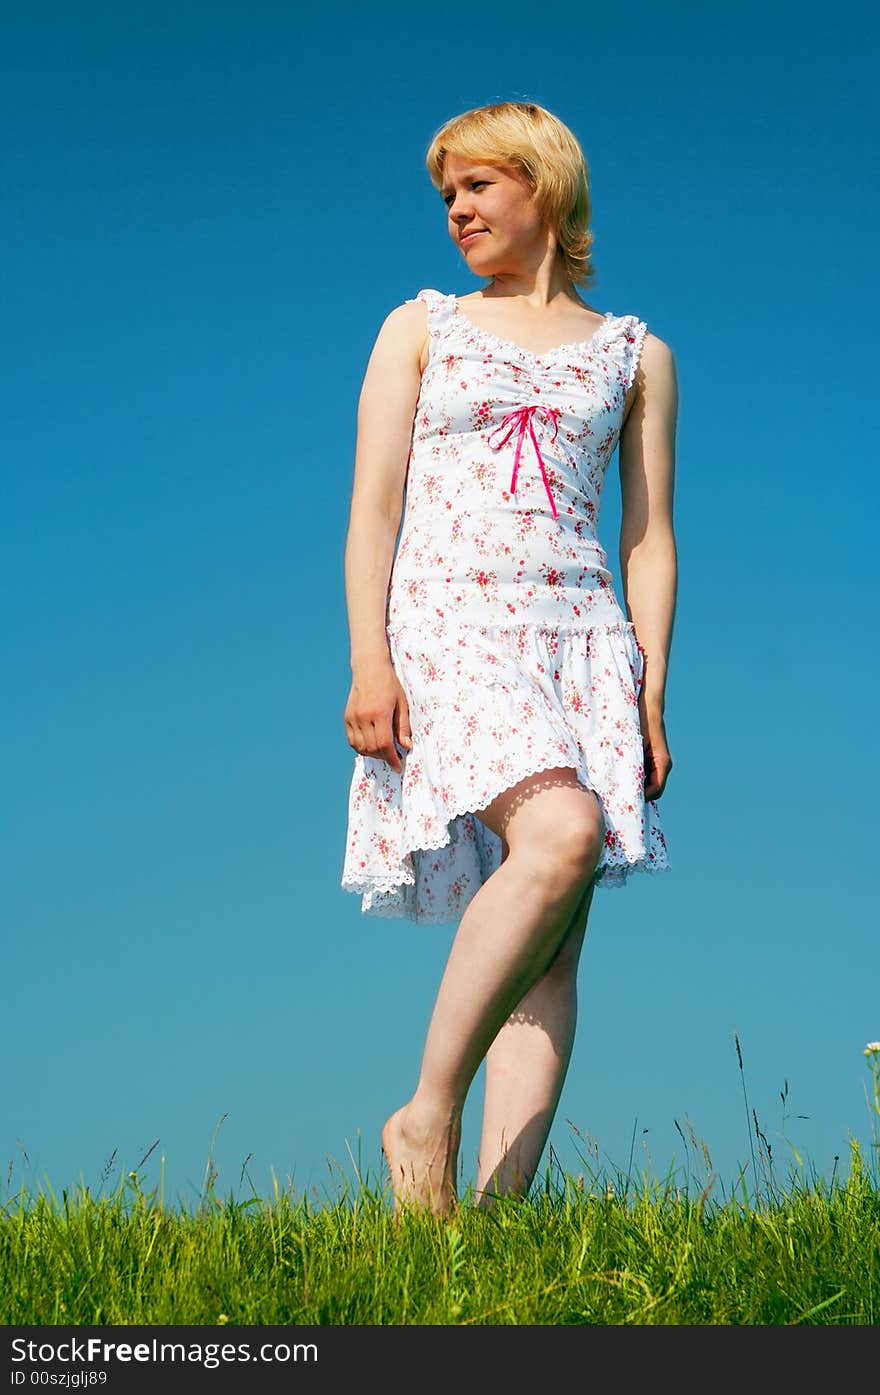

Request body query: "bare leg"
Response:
[381, 767, 605, 1217]
[474, 871, 595, 1208]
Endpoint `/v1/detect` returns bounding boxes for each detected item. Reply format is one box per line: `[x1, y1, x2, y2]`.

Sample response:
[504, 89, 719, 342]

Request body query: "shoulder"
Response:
[639, 330, 677, 392]
[373, 293, 431, 352]
[618, 333, 678, 455]
[621, 314, 673, 361]
[618, 320, 677, 430]
[381, 289, 454, 373]
[377, 288, 448, 336]
[625, 320, 677, 385]
[640, 326, 674, 359]
[369, 291, 444, 376]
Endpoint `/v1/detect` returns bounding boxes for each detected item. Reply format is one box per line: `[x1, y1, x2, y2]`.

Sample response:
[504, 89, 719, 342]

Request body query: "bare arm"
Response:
[344, 298, 425, 670]
[342, 298, 426, 770]
[618, 332, 679, 797]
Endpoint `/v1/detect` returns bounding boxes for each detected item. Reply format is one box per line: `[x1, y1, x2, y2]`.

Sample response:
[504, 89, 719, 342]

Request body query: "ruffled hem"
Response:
[341, 760, 670, 925]
[340, 618, 670, 926]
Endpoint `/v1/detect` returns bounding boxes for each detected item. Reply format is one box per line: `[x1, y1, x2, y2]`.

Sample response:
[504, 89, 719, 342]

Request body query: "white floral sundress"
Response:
[341, 287, 670, 923]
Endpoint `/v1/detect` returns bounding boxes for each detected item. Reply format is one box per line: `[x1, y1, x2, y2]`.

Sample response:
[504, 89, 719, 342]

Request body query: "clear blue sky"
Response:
[3, 1, 877, 1213]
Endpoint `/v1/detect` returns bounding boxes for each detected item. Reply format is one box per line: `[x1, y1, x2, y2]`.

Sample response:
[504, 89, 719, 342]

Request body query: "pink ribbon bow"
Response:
[487, 403, 562, 519]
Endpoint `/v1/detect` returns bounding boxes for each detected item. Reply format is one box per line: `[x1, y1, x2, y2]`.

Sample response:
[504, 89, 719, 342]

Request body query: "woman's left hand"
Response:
[638, 698, 672, 801]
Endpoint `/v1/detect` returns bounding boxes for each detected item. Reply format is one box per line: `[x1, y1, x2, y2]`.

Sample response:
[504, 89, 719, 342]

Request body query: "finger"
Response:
[356, 717, 384, 760]
[371, 723, 403, 773]
[645, 757, 671, 801]
[349, 719, 368, 755]
[396, 702, 413, 750]
[642, 746, 659, 800]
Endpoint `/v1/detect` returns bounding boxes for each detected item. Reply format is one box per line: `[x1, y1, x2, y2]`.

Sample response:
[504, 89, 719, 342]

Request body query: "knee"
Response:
[525, 801, 606, 893]
[560, 787, 606, 867]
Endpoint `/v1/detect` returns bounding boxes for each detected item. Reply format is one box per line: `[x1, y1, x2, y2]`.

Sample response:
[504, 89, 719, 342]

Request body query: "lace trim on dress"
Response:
[342, 749, 670, 923]
[449, 298, 618, 364]
[412, 287, 641, 367]
[414, 287, 454, 326]
[625, 319, 649, 394]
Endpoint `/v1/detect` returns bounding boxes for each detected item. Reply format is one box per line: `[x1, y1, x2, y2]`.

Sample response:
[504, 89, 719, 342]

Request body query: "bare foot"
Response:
[381, 1103, 460, 1219]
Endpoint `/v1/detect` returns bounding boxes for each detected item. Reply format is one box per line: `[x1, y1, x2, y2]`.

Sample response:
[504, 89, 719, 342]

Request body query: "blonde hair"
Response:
[425, 101, 596, 288]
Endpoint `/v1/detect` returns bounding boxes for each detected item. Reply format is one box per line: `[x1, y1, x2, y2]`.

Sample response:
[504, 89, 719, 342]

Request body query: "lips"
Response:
[460, 229, 487, 246]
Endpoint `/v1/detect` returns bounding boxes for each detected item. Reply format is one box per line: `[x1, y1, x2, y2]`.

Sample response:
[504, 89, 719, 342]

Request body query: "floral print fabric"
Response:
[341, 288, 669, 924]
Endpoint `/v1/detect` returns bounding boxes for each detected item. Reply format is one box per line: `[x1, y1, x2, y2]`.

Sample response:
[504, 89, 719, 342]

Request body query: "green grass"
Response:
[3, 1046, 879, 1326]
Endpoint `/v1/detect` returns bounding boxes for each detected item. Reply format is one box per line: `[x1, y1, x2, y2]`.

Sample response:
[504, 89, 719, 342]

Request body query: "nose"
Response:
[447, 192, 475, 224]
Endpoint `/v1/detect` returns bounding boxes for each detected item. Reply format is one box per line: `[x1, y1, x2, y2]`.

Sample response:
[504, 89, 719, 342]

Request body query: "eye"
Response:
[443, 181, 489, 207]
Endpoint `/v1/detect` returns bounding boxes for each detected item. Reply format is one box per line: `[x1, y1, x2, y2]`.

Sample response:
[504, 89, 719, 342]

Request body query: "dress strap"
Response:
[622, 316, 648, 394]
[407, 287, 456, 328]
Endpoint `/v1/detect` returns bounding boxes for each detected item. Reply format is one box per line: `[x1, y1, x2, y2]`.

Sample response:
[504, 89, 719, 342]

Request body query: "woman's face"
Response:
[441, 153, 551, 272]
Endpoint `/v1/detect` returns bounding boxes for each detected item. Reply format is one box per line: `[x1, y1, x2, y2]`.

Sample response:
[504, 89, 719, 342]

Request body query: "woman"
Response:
[340, 101, 677, 1216]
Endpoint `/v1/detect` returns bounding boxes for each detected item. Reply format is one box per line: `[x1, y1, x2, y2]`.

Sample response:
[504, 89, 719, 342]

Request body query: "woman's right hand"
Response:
[344, 661, 413, 774]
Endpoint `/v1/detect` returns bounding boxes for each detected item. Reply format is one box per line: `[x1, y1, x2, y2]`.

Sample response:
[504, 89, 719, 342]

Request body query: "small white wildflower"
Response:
[863, 1042, 880, 1055]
